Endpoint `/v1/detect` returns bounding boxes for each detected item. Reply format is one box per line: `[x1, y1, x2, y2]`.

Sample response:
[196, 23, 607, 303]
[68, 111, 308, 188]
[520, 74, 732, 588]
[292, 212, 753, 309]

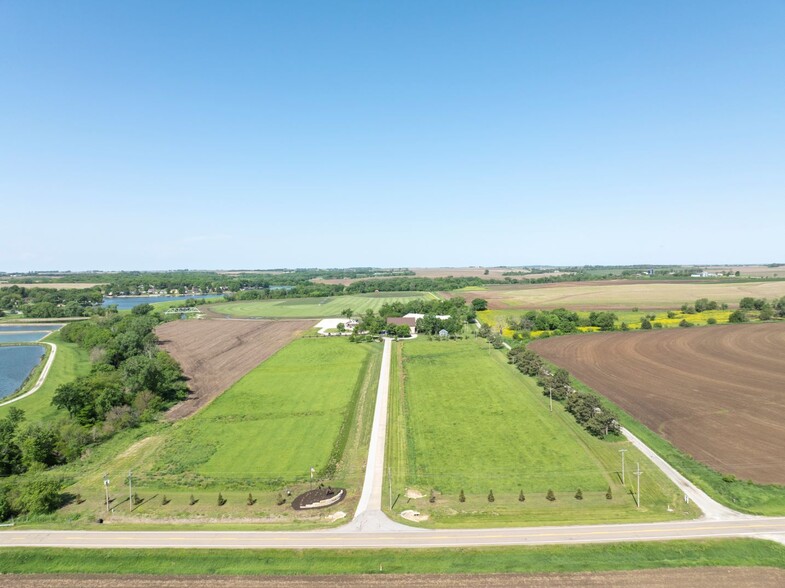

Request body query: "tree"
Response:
[459, 489, 465, 503]
[217, 492, 226, 506]
[247, 493, 256, 506]
[131, 303, 154, 315]
[18, 424, 62, 469]
[471, 298, 488, 311]
[606, 486, 613, 500]
[518, 490, 525, 502]
[336, 322, 345, 333]
[487, 490, 495, 503]
[575, 488, 583, 500]
[0, 411, 25, 476]
[341, 308, 353, 319]
[13, 475, 62, 515]
[729, 310, 748, 323]
[640, 318, 652, 330]
[189, 494, 197, 505]
[546, 489, 556, 502]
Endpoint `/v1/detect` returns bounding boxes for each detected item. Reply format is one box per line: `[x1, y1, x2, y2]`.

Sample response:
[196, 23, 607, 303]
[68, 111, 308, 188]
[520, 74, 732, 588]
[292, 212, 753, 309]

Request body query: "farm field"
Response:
[210, 292, 437, 318]
[450, 280, 785, 311]
[385, 337, 698, 527]
[156, 318, 313, 420]
[54, 337, 381, 526]
[530, 324, 785, 486]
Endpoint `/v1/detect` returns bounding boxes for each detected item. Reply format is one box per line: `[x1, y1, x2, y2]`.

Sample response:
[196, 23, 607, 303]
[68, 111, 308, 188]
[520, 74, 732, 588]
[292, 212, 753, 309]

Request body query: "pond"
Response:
[0, 324, 61, 343]
[0, 345, 45, 400]
[102, 294, 222, 311]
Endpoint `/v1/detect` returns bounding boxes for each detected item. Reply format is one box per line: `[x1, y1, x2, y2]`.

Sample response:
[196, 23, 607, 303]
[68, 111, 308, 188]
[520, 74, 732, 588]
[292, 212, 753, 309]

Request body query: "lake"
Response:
[102, 294, 222, 310]
[0, 324, 61, 343]
[0, 345, 45, 400]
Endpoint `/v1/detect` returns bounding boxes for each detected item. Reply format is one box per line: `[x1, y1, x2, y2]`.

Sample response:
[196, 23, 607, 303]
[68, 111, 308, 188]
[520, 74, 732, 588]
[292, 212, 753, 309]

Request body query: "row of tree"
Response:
[0, 285, 104, 317]
[506, 347, 620, 438]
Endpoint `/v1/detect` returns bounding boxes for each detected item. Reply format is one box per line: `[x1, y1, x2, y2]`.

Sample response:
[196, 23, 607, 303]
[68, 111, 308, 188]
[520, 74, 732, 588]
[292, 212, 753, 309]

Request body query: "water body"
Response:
[0, 345, 45, 399]
[0, 324, 63, 332]
[0, 332, 50, 343]
[102, 294, 222, 310]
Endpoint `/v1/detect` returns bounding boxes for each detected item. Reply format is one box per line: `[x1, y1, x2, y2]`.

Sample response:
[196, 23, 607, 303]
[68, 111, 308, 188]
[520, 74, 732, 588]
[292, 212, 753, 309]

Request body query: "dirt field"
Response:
[156, 318, 313, 420]
[531, 324, 785, 484]
[3, 568, 783, 587]
[450, 280, 785, 311]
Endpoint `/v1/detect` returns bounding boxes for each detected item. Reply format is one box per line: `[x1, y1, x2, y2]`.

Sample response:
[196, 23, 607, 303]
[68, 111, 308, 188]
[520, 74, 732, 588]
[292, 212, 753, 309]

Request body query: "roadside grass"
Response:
[0, 330, 91, 422]
[210, 292, 433, 318]
[42, 337, 382, 528]
[384, 337, 699, 527]
[1, 539, 783, 574]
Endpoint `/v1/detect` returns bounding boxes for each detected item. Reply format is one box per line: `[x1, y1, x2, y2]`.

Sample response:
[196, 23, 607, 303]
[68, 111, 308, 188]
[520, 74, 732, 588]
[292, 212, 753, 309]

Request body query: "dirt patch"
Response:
[3, 568, 784, 587]
[531, 323, 785, 484]
[156, 318, 313, 421]
[401, 509, 429, 522]
[291, 486, 347, 510]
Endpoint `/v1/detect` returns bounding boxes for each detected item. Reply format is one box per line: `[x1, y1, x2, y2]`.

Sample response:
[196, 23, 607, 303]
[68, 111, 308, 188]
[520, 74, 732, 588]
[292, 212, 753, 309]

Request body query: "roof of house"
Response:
[387, 317, 417, 327]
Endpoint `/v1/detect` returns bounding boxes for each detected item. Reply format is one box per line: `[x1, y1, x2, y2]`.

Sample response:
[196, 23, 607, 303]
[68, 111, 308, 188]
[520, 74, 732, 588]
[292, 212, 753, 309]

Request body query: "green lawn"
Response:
[385, 337, 700, 527]
[1, 539, 783, 575]
[211, 292, 437, 318]
[0, 330, 91, 422]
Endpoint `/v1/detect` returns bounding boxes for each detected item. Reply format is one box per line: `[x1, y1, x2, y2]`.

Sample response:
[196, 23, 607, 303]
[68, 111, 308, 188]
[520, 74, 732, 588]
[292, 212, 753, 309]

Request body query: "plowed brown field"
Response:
[531, 324, 785, 484]
[4, 568, 783, 587]
[156, 319, 314, 420]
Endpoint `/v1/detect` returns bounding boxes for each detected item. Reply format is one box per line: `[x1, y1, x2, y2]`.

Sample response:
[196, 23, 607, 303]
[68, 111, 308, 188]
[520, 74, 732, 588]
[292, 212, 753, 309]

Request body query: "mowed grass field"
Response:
[385, 337, 699, 527]
[49, 337, 381, 528]
[210, 291, 437, 318]
[452, 280, 785, 311]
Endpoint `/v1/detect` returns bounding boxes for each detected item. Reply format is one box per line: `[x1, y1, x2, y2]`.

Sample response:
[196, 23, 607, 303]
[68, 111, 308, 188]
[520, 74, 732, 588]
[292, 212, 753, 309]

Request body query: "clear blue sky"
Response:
[1, 1, 783, 271]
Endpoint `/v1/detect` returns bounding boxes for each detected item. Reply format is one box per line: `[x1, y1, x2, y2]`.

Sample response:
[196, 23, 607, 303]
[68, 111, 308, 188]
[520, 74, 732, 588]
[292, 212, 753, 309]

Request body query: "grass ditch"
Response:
[0, 539, 783, 575]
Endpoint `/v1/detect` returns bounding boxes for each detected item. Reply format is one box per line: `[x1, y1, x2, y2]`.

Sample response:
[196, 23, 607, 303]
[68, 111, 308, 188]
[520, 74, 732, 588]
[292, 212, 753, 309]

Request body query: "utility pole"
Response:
[634, 462, 642, 508]
[103, 474, 110, 512]
[619, 449, 627, 485]
[127, 470, 133, 511]
[549, 388, 553, 412]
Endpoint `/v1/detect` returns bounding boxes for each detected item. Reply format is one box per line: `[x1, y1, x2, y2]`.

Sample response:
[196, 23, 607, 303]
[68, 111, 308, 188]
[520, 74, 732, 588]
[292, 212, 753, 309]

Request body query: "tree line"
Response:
[0, 285, 104, 318]
[0, 305, 187, 519]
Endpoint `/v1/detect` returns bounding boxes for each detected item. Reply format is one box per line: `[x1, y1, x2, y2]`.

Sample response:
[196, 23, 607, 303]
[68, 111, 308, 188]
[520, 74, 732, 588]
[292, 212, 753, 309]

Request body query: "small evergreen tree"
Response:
[217, 492, 226, 506]
[132, 492, 142, 505]
[429, 489, 436, 504]
[276, 493, 285, 506]
[189, 494, 197, 505]
[518, 490, 525, 502]
[546, 489, 556, 502]
[161, 494, 169, 505]
[575, 488, 583, 500]
[247, 493, 255, 506]
[459, 489, 465, 503]
[606, 486, 613, 500]
[487, 490, 495, 503]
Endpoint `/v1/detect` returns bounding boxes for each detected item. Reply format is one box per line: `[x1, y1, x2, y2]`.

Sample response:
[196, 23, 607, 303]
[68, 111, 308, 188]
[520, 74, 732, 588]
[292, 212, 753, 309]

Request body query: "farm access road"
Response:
[3, 333, 785, 548]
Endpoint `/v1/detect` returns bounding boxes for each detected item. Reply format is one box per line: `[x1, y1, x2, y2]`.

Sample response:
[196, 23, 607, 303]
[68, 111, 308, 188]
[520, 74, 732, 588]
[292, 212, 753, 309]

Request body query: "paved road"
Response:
[3, 518, 785, 549]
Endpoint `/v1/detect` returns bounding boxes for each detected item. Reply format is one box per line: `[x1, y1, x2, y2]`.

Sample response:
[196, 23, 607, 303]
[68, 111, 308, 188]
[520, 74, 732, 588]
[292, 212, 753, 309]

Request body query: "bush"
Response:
[640, 318, 652, 330]
[546, 489, 556, 502]
[189, 494, 197, 505]
[217, 492, 226, 506]
[14, 476, 63, 515]
[518, 490, 525, 502]
[458, 489, 465, 503]
[247, 493, 256, 506]
[679, 319, 692, 328]
[707, 317, 717, 325]
[276, 493, 285, 506]
[729, 310, 748, 323]
[575, 488, 583, 500]
[653, 322, 663, 329]
[606, 486, 612, 500]
[487, 490, 495, 503]
[429, 490, 436, 504]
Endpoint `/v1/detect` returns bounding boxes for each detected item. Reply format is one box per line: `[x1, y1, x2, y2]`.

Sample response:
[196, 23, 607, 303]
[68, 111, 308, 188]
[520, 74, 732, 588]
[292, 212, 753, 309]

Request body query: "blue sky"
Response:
[1, 1, 783, 271]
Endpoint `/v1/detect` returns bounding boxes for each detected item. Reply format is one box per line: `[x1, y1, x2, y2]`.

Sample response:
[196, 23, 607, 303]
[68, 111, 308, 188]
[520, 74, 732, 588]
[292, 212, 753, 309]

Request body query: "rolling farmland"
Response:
[450, 280, 785, 311]
[210, 292, 437, 318]
[531, 324, 785, 485]
[156, 318, 313, 420]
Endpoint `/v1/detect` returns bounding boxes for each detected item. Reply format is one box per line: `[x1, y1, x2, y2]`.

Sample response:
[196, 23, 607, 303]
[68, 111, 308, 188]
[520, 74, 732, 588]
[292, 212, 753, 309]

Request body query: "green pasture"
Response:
[0, 330, 91, 422]
[210, 291, 437, 318]
[1, 539, 783, 575]
[385, 337, 699, 527]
